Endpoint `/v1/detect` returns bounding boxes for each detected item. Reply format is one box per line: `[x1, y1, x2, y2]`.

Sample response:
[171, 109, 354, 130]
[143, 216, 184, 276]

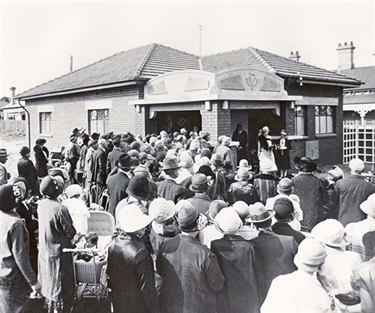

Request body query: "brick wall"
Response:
[25, 85, 142, 151]
[286, 82, 344, 166]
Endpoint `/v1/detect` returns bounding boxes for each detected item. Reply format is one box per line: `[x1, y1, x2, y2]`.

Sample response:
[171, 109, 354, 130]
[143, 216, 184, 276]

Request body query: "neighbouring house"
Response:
[2, 87, 26, 121]
[15, 43, 360, 165]
[0, 97, 10, 120]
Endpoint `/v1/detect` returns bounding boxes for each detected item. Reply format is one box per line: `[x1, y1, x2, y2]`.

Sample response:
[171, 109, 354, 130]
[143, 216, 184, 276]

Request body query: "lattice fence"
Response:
[343, 120, 375, 164]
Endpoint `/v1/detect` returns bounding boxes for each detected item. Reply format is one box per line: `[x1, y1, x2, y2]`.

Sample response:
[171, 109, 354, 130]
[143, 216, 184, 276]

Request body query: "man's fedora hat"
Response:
[116, 154, 131, 170]
[0, 148, 9, 157]
[161, 157, 180, 171]
[246, 202, 275, 223]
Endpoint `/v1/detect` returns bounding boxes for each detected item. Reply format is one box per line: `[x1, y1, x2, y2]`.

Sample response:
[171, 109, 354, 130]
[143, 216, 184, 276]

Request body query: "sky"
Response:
[1, 0, 374, 97]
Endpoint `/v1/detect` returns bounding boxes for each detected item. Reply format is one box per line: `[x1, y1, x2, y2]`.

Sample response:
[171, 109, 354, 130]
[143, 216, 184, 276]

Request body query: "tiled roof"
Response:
[17, 43, 361, 99]
[201, 48, 268, 73]
[253, 48, 361, 85]
[139, 44, 199, 77]
[341, 66, 375, 90]
[344, 93, 375, 104]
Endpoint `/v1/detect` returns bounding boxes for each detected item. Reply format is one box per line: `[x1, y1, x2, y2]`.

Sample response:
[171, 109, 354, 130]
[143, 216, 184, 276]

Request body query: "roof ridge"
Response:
[16, 43, 154, 97]
[135, 43, 157, 77]
[201, 47, 250, 59]
[156, 43, 200, 58]
[248, 47, 276, 73]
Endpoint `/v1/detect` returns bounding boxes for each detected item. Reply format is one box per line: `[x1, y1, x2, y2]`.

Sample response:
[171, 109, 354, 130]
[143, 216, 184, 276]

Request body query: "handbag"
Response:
[335, 292, 361, 306]
[23, 292, 47, 313]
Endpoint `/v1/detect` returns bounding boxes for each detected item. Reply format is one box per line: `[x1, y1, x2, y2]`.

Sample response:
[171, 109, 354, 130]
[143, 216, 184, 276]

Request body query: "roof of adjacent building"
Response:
[16, 43, 361, 99]
[341, 66, 375, 91]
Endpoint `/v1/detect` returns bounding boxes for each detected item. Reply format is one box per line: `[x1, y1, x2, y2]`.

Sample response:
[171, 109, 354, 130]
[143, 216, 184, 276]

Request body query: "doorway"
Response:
[157, 111, 202, 134]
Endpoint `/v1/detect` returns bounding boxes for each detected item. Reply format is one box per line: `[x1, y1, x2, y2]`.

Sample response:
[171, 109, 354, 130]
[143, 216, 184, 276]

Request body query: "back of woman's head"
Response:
[0, 184, 16, 212]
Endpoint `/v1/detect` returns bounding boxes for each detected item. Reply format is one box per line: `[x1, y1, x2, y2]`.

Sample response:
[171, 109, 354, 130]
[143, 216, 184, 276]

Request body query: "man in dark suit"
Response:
[232, 123, 248, 164]
[107, 135, 125, 176]
[91, 139, 108, 204]
[248, 202, 298, 305]
[106, 154, 133, 217]
[271, 198, 305, 244]
[157, 158, 186, 203]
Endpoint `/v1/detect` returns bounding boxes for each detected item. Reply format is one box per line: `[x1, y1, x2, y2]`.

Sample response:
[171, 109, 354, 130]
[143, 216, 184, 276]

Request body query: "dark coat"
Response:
[106, 148, 125, 175]
[211, 235, 261, 313]
[33, 144, 49, 178]
[253, 173, 278, 205]
[107, 232, 160, 313]
[157, 234, 225, 313]
[157, 178, 186, 203]
[272, 222, 305, 245]
[335, 174, 375, 226]
[228, 181, 259, 205]
[251, 230, 298, 304]
[17, 157, 39, 195]
[187, 193, 212, 214]
[106, 171, 131, 217]
[292, 173, 329, 232]
[91, 148, 107, 185]
[207, 168, 228, 201]
[274, 138, 292, 170]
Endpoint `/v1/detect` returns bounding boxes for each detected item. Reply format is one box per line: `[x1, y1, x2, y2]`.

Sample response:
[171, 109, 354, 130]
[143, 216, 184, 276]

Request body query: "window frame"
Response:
[294, 105, 307, 136]
[88, 109, 109, 134]
[315, 105, 335, 135]
[39, 112, 52, 135]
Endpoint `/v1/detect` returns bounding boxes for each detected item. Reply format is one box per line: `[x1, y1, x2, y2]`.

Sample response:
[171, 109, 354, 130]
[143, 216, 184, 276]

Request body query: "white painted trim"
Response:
[85, 99, 113, 110]
[37, 105, 54, 112]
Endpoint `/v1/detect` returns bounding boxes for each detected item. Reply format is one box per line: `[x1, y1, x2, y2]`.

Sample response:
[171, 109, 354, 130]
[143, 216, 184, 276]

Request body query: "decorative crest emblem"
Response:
[246, 72, 259, 90]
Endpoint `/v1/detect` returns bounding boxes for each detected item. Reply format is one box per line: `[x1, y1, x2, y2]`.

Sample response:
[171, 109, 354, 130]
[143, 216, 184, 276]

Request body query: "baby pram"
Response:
[62, 211, 115, 304]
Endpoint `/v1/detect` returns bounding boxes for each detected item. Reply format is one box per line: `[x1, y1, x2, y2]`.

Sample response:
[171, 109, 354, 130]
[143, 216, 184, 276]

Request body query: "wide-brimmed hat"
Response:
[294, 238, 327, 272]
[214, 207, 242, 235]
[19, 146, 30, 156]
[246, 202, 275, 223]
[328, 165, 345, 183]
[116, 154, 131, 170]
[126, 176, 150, 200]
[190, 173, 209, 192]
[65, 184, 82, 198]
[161, 157, 180, 171]
[40, 176, 63, 198]
[149, 198, 176, 223]
[299, 157, 318, 173]
[90, 132, 100, 141]
[237, 159, 252, 170]
[235, 167, 251, 181]
[232, 201, 249, 221]
[197, 165, 215, 178]
[179, 154, 194, 169]
[311, 219, 349, 247]
[273, 197, 294, 222]
[117, 204, 153, 233]
[360, 193, 375, 217]
[0, 148, 9, 157]
[277, 178, 293, 193]
[176, 200, 208, 232]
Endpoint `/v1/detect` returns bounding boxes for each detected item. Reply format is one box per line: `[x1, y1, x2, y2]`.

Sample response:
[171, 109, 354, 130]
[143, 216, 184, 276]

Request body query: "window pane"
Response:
[320, 116, 327, 133]
[315, 116, 320, 134]
[327, 115, 333, 133]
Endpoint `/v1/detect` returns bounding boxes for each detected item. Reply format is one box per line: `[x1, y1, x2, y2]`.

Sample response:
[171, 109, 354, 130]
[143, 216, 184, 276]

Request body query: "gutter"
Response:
[17, 99, 31, 150]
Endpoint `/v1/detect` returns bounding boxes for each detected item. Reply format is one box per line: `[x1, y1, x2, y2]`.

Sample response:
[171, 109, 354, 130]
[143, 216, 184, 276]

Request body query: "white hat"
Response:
[360, 193, 375, 217]
[117, 204, 152, 233]
[178, 153, 194, 168]
[65, 184, 82, 198]
[237, 159, 252, 170]
[232, 201, 249, 220]
[149, 198, 176, 223]
[311, 219, 349, 247]
[349, 158, 364, 173]
[246, 202, 275, 223]
[214, 207, 242, 235]
[235, 167, 251, 181]
[294, 238, 327, 272]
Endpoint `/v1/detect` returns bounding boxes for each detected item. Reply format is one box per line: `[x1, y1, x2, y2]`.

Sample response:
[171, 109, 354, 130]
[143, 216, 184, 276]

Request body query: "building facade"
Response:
[16, 43, 360, 165]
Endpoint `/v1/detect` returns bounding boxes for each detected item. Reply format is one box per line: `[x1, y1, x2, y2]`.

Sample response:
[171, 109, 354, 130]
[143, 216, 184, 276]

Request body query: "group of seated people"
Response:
[1, 127, 375, 313]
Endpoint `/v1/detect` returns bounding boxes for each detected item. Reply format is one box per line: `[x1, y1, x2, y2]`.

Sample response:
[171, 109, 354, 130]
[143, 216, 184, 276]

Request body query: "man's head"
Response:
[277, 178, 293, 195]
[0, 148, 9, 164]
[236, 124, 243, 132]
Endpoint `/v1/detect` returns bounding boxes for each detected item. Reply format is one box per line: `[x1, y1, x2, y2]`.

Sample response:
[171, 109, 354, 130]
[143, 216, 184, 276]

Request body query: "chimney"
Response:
[289, 51, 301, 62]
[337, 41, 355, 73]
[10, 87, 16, 105]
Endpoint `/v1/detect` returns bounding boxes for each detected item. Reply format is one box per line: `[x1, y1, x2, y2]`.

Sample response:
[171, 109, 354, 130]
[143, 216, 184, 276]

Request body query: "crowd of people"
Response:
[1, 126, 375, 313]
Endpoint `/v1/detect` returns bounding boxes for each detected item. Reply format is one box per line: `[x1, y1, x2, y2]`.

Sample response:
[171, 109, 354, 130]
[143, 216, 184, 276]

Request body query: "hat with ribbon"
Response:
[235, 167, 251, 181]
[176, 200, 208, 232]
[161, 157, 180, 171]
[246, 202, 275, 223]
[189, 173, 209, 193]
[311, 219, 349, 247]
[0, 148, 9, 157]
[277, 178, 293, 193]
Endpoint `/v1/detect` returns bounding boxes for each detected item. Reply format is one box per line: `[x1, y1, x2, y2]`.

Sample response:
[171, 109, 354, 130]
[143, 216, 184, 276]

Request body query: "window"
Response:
[294, 105, 306, 136]
[88, 109, 109, 134]
[40, 112, 52, 134]
[315, 106, 334, 134]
